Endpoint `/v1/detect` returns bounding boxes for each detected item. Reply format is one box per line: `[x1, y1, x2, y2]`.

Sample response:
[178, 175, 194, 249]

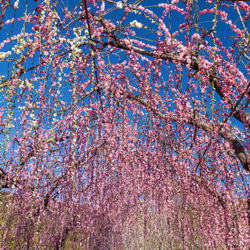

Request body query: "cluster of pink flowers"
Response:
[0, 0, 249, 249]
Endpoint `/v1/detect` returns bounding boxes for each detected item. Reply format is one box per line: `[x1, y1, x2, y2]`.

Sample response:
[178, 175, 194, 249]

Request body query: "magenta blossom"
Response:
[32, 24, 39, 31]
[35, 4, 43, 13]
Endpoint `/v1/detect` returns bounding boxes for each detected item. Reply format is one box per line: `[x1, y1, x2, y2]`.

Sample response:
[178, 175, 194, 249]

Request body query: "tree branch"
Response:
[128, 94, 249, 171]
[102, 39, 250, 130]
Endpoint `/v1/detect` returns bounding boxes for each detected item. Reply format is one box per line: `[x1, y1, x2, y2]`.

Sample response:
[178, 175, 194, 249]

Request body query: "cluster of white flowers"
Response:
[0, 51, 11, 62]
[52, 112, 58, 125]
[61, 34, 89, 56]
[4, 120, 14, 129]
[14, 0, 19, 8]
[73, 27, 84, 37]
[11, 35, 29, 54]
[18, 106, 26, 110]
[116, 1, 123, 9]
[59, 100, 68, 106]
[19, 79, 34, 89]
[71, 44, 82, 55]
[130, 20, 143, 28]
[30, 113, 38, 128]
[12, 44, 24, 54]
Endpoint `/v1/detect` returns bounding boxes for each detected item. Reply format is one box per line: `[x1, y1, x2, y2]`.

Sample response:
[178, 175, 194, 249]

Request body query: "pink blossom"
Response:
[32, 24, 39, 31]
[191, 33, 201, 45]
[1, 1, 250, 249]
[35, 4, 43, 13]
[4, 19, 11, 25]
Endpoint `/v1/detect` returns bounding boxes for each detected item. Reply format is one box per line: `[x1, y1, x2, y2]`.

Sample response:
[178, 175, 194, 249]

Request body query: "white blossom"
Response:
[14, 0, 19, 8]
[116, 1, 123, 9]
[26, 80, 34, 89]
[19, 79, 34, 89]
[59, 37, 66, 42]
[31, 120, 38, 128]
[60, 100, 68, 106]
[130, 20, 143, 28]
[12, 42, 26, 54]
[0, 51, 11, 62]
[30, 114, 38, 127]
[71, 45, 82, 55]
[19, 81, 25, 89]
[15, 49, 21, 54]
[73, 27, 83, 37]
[52, 117, 57, 124]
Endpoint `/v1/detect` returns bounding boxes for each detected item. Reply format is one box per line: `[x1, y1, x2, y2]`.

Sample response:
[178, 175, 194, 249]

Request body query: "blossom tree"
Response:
[0, 0, 250, 248]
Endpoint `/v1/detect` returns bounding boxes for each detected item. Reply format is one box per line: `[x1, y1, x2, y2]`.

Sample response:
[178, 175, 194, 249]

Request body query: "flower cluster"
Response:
[0, 51, 11, 62]
[12, 38, 28, 55]
[14, 0, 19, 8]
[116, 1, 123, 9]
[130, 20, 143, 28]
[19, 79, 34, 90]
[0, 1, 250, 249]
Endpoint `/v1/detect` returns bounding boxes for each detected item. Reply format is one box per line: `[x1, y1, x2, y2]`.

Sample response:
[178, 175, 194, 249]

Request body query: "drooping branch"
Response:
[0, 167, 8, 189]
[98, 39, 250, 130]
[128, 94, 249, 171]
